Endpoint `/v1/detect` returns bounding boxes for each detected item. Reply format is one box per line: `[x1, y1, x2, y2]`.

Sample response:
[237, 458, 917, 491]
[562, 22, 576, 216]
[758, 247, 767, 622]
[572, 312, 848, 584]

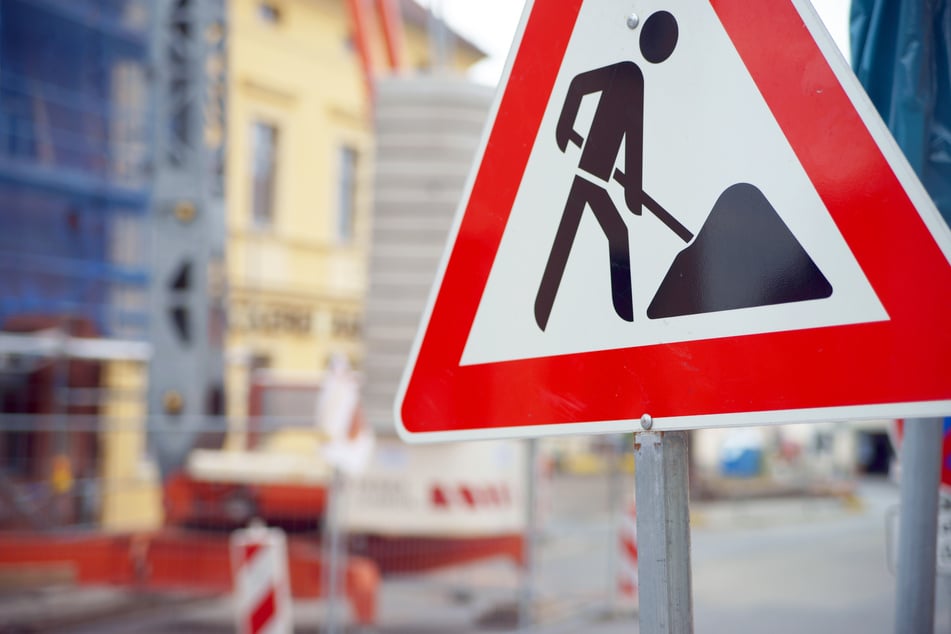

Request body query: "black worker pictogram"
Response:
[534, 11, 832, 332]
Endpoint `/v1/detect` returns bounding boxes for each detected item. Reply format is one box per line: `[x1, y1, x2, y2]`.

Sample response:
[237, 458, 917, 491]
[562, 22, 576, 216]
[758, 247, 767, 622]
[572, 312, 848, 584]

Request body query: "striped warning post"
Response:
[618, 502, 638, 599]
[231, 523, 293, 634]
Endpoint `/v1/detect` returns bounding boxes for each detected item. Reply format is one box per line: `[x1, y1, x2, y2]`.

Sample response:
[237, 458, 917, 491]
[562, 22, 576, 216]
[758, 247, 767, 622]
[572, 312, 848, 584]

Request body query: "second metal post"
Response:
[894, 417, 942, 634]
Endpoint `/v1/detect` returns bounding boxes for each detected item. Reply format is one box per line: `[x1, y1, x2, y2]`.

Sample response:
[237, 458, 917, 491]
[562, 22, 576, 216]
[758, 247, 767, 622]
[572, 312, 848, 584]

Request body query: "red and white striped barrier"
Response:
[618, 502, 638, 599]
[231, 523, 293, 634]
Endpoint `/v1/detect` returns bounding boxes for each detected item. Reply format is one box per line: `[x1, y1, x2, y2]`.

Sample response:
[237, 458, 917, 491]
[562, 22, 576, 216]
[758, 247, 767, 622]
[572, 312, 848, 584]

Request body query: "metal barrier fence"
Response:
[0, 410, 637, 633]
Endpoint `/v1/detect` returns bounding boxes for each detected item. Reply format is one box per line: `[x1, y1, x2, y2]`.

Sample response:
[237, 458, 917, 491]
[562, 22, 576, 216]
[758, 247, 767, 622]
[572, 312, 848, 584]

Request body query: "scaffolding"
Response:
[0, 0, 154, 530]
[0, 0, 153, 341]
[0, 0, 230, 531]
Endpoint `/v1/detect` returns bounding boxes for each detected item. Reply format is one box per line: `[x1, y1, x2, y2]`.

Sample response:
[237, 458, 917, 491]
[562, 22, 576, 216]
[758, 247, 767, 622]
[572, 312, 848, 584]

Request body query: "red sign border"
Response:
[397, 0, 951, 439]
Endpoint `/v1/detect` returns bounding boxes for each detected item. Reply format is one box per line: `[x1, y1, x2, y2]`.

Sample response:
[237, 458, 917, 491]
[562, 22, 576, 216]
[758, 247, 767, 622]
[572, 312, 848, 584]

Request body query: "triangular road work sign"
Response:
[396, 0, 951, 442]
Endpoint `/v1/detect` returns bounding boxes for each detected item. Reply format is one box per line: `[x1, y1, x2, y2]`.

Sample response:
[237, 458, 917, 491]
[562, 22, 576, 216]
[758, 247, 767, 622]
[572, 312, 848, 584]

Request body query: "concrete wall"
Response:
[363, 77, 493, 432]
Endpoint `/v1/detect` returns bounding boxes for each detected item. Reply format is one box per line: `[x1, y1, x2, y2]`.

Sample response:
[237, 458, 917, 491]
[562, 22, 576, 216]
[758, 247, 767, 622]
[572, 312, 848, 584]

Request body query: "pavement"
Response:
[0, 587, 205, 633]
[0, 477, 935, 633]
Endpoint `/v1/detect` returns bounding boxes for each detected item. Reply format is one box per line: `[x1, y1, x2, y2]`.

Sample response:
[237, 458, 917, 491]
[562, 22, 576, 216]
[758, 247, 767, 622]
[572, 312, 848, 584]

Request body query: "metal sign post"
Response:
[323, 468, 344, 634]
[519, 438, 539, 629]
[894, 417, 943, 634]
[634, 429, 693, 633]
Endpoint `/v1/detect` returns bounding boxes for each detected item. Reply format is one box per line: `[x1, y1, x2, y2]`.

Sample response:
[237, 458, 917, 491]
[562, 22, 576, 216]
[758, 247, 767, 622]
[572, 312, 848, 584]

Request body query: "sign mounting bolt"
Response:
[626, 13, 639, 30]
[640, 413, 653, 430]
[163, 390, 185, 416]
[173, 200, 197, 224]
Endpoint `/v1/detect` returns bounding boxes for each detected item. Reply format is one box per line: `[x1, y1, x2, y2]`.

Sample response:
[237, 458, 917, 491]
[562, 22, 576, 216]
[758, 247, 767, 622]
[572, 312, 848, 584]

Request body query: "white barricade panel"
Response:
[343, 437, 527, 537]
[231, 525, 293, 634]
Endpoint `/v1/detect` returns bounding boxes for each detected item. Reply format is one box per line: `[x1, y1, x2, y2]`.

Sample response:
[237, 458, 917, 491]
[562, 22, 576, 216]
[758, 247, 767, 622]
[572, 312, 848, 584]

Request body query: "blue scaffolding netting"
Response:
[0, 0, 153, 340]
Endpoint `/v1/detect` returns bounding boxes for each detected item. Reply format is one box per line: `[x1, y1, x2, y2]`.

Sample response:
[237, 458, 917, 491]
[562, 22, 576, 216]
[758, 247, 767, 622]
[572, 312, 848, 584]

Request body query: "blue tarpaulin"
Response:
[851, 0, 951, 227]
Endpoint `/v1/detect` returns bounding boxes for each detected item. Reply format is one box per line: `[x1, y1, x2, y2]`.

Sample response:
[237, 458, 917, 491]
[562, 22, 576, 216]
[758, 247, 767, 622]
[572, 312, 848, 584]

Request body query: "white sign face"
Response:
[318, 356, 374, 475]
[462, 0, 886, 366]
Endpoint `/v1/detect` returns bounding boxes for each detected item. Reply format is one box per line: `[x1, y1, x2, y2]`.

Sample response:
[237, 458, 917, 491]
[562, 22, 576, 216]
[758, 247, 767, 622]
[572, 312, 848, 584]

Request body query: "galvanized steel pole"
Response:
[520, 438, 539, 629]
[894, 417, 942, 634]
[324, 468, 344, 634]
[634, 430, 693, 633]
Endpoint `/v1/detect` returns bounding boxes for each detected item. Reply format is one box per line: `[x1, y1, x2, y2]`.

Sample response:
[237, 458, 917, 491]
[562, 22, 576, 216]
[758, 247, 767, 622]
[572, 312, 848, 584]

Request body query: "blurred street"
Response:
[1, 1, 948, 633]
[4, 475, 942, 634]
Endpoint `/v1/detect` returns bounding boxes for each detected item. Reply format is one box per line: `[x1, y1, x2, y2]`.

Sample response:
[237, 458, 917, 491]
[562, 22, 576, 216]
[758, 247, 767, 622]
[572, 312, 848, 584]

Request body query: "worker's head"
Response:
[640, 11, 678, 64]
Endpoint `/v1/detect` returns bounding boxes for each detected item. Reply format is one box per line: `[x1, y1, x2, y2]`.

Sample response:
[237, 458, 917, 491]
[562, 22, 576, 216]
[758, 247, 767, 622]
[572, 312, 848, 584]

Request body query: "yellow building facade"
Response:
[98, 0, 482, 529]
[225, 0, 482, 416]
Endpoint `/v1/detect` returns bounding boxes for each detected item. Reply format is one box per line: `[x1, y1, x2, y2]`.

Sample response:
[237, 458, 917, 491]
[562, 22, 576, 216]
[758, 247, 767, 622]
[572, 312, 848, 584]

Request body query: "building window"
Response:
[249, 352, 271, 375]
[336, 145, 358, 242]
[258, 2, 281, 24]
[332, 311, 362, 340]
[250, 121, 279, 228]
